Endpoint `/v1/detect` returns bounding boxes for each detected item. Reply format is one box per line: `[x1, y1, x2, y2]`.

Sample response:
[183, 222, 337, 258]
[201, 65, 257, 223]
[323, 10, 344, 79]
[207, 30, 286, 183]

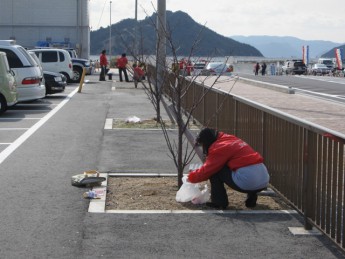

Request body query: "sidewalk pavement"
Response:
[206, 76, 345, 136]
[78, 70, 345, 258]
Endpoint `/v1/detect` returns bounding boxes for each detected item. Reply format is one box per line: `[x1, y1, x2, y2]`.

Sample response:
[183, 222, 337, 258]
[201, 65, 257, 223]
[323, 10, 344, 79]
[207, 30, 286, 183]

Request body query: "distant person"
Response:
[187, 128, 270, 209]
[254, 62, 260, 76]
[186, 61, 194, 76]
[261, 62, 267, 76]
[117, 53, 129, 82]
[270, 63, 276, 76]
[94, 60, 100, 72]
[179, 59, 187, 75]
[99, 50, 108, 81]
[132, 63, 145, 88]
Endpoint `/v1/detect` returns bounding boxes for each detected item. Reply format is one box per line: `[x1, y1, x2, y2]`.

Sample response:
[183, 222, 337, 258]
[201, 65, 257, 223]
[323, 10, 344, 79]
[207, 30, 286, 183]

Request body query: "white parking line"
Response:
[0, 87, 79, 165]
[15, 104, 58, 107]
[0, 128, 29, 130]
[0, 118, 41, 120]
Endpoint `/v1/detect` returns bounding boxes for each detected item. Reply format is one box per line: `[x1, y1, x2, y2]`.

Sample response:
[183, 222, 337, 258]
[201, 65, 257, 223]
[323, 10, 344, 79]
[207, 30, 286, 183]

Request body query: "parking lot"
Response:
[0, 83, 79, 155]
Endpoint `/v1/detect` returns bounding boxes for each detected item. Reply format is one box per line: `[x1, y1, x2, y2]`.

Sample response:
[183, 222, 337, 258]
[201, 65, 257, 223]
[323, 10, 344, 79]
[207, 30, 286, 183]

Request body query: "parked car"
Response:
[192, 61, 207, 76]
[318, 58, 334, 69]
[0, 51, 17, 113]
[43, 71, 67, 95]
[28, 51, 65, 95]
[28, 50, 44, 77]
[0, 40, 45, 102]
[29, 48, 74, 83]
[201, 62, 233, 76]
[64, 48, 92, 82]
[282, 60, 307, 75]
[311, 63, 332, 75]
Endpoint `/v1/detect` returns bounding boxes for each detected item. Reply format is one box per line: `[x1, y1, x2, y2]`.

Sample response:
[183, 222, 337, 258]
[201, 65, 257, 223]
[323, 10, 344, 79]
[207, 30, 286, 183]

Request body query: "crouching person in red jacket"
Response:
[188, 128, 270, 209]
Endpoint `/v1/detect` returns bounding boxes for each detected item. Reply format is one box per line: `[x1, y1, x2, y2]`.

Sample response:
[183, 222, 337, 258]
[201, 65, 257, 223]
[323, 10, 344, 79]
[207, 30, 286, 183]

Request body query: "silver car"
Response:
[0, 40, 45, 102]
[311, 64, 332, 75]
[201, 62, 233, 76]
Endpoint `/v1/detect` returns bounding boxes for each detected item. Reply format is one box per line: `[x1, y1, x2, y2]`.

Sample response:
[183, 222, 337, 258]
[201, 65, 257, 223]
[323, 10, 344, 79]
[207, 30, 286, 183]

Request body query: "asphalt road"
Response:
[0, 72, 345, 258]
[237, 72, 345, 98]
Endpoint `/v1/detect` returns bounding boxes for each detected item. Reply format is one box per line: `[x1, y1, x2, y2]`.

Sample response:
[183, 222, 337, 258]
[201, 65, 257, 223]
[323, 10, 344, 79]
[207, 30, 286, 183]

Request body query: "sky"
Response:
[89, 0, 345, 43]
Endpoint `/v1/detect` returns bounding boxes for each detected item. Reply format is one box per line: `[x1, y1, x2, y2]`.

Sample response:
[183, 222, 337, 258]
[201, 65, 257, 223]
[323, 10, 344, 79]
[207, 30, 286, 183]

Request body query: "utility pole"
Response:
[156, 0, 166, 93]
[109, 1, 112, 66]
[135, 0, 138, 20]
[134, 0, 138, 58]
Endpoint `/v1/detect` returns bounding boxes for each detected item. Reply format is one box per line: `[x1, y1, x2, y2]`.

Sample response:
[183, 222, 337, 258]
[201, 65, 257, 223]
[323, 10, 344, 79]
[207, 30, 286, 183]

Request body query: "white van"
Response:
[318, 58, 334, 69]
[0, 40, 45, 102]
[29, 48, 73, 82]
[0, 51, 17, 113]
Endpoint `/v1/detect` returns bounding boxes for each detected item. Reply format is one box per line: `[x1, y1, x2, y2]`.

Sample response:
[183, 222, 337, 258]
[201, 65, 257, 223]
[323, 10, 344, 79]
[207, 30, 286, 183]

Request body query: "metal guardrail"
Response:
[146, 64, 345, 251]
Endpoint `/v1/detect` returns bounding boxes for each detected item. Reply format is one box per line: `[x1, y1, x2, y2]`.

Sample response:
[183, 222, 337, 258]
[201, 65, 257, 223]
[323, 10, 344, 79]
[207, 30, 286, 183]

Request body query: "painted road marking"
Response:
[0, 87, 79, 165]
[0, 118, 41, 120]
[0, 128, 29, 130]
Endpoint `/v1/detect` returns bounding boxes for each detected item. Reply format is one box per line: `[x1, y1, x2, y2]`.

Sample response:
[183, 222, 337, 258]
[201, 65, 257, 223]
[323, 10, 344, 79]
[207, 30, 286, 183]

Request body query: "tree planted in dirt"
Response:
[116, 6, 238, 188]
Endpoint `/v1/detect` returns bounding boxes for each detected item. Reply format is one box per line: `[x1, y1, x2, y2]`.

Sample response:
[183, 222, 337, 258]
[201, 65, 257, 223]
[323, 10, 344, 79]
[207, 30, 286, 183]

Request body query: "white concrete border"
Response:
[87, 173, 108, 213]
[88, 173, 298, 216]
[105, 209, 298, 214]
[104, 118, 113, 129]
[288, 227, 322, 236]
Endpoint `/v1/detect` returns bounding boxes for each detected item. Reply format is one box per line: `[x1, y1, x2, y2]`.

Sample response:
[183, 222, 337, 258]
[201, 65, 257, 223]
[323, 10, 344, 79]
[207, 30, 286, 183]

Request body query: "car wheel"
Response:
[0, 95, 7, 114]
[71, 66, 83, 83]
[61, 72, 71, 83]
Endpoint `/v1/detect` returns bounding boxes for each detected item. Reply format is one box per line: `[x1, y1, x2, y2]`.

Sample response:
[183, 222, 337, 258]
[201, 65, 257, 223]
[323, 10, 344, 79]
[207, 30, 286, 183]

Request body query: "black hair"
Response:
[122, 53, 126, 57]
[101, 49, 106, 54]
[196, 128, 218, 155]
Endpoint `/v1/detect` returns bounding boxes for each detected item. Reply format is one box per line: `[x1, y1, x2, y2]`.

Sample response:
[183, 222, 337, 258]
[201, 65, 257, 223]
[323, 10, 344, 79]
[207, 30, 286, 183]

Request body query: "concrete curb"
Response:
[239, 77, 295, 94]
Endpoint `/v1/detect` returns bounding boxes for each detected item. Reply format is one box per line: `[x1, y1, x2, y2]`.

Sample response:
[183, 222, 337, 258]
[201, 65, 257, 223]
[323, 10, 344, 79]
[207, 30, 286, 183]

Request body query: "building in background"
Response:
[0, 0, 90, 59]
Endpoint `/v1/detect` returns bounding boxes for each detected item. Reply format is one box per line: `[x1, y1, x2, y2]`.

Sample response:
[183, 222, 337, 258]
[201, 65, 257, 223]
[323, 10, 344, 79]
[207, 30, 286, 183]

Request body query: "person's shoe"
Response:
[205, 202, 227, 210]
[245, 193, 258, 208]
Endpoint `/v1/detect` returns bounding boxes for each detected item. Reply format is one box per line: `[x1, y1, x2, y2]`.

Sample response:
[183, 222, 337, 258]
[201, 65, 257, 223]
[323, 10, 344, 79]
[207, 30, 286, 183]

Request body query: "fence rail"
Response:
[149, 64, 345, 251]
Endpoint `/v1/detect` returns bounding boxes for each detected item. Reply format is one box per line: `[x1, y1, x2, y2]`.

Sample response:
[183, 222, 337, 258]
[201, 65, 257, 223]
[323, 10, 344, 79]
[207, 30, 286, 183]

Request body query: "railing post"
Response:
[203, 86, 206, 125]
[234, 99, 238, 135]
[303, 129, 313, 230]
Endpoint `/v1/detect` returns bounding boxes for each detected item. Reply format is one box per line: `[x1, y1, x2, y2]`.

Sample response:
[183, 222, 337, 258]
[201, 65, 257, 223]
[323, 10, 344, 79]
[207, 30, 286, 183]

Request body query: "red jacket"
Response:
[188, 132, 263, 183]
[100, 54, 108, 67]
[117, 56, 128, 68]
[133, 66, 144, 79]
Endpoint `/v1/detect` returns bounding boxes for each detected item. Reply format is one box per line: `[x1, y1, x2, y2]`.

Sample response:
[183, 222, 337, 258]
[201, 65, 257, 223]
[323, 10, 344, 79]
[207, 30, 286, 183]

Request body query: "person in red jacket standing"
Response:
[188, 128, 270, 209]
[117, 53, 129, 82]
[99, 49, 108, 81]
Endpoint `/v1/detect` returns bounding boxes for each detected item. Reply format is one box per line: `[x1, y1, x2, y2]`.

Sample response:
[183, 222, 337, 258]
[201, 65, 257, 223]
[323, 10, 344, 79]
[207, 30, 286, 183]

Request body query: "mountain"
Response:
[230, 35, 342, 59]
[322, 44, 345, 58]
[90, 11, 263, 57]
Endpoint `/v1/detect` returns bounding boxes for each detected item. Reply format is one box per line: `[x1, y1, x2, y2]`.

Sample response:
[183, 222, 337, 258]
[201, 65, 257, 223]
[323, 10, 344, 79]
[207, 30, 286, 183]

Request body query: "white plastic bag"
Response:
[176, 176, 201, 202]
[125, 116, 141, 123]
[176, 176, 210, 204]
[191, 184, 210, 204]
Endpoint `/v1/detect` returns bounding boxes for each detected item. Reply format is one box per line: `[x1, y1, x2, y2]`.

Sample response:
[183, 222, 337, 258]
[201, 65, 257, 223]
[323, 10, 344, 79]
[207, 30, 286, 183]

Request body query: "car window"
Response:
[59, 52, 65, 62]
[0, 48, 23, 68]
[18, 46, 36, 66]
[294, 62, 304, 67]
[42, 51, 58, 63]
